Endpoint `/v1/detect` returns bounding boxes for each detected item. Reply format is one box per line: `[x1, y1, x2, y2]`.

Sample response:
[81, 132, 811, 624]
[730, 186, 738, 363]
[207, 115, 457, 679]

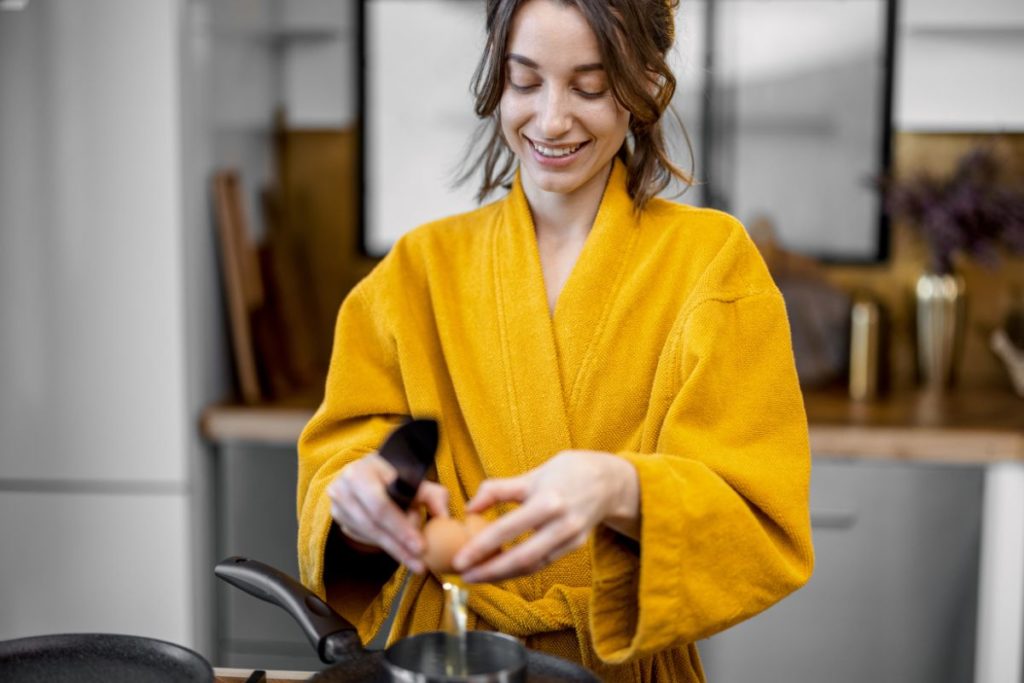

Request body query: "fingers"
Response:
[328, 454, 426, 573]
[465, 475, 531, 514]
[453, 490, 558, 573]
[336, 492, 424, 573]
[414, 481, 451, 519]
[349, 475, 425, 556]
[460, 517, 589, 583]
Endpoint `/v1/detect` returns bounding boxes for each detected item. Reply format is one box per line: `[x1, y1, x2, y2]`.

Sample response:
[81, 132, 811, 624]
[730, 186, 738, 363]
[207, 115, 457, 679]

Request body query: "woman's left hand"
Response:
[451, 450, 639, 583]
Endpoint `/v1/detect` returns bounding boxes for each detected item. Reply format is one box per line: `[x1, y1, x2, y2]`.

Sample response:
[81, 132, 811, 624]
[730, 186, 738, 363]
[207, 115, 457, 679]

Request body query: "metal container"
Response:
[384, 632, 527, 683]
[849, 297, 883, 400]
[915, 273, 966, 389]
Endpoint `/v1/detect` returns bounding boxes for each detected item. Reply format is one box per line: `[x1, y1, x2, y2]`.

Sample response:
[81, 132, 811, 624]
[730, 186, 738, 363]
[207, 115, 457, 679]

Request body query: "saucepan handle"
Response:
[215, 556, 363, 664]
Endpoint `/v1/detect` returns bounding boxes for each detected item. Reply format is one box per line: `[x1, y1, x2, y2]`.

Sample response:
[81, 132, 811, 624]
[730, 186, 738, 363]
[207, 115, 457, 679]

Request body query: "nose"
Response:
[537, 86, 572, 140]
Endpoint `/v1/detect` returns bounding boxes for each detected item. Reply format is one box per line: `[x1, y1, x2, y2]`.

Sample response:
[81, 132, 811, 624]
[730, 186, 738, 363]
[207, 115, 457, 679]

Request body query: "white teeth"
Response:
[531, 140, 583, 158]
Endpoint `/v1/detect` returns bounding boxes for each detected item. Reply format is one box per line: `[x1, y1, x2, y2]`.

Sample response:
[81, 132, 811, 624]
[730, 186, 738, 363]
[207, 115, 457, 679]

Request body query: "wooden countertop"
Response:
[201, 388, 1024, 464]
[804, 388, 1024, 463]
[215, 669, 311, 682]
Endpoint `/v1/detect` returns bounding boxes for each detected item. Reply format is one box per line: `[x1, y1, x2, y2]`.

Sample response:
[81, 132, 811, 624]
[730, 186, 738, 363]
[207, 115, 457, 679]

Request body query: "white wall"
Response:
[281, 0, 355, 128]
[0, 0, 193, 646]
[895, 0, 1024, 131]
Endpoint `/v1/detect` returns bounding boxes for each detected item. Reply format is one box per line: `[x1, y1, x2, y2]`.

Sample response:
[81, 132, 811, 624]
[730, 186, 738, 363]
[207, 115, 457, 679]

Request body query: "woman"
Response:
[297, 0, 814, 680]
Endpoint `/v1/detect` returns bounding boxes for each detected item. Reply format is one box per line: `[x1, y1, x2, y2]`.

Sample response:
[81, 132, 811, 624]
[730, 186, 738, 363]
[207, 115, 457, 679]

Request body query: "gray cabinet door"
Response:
[217, 444, 325, 671]
[698, 459, 982, 683]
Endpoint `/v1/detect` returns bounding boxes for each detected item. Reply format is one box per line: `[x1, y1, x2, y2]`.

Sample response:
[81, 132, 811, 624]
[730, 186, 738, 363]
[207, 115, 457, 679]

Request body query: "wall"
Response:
[0, 0, 193, 645]
[895, 0, 1024, 131]
[280, 0, 355, 128]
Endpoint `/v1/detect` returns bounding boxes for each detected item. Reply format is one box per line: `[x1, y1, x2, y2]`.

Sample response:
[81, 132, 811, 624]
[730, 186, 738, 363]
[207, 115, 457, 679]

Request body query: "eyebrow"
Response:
[507, 53, 604, 73]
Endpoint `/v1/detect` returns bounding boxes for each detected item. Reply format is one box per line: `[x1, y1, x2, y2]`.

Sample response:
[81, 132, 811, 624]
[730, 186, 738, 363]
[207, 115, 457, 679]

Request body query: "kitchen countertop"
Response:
[215, 670, 313, 683]
[201, 387, 1024, 463]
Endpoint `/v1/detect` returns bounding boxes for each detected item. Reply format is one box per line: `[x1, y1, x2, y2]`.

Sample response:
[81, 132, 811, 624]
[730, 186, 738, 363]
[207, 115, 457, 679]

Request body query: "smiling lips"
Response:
[527, 137, 590, 165]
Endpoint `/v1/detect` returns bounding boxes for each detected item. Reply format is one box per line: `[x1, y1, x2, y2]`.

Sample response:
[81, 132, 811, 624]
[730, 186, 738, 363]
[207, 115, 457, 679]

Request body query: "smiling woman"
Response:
[299, 1, 814, 681]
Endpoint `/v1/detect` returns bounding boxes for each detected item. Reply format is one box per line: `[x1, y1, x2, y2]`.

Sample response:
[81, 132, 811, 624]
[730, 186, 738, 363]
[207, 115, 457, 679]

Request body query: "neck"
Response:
[522, 162, 613, 242]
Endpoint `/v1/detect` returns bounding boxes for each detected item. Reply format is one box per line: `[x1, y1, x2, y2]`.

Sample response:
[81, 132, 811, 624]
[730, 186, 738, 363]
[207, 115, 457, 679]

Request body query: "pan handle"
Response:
[215, 556, 364, 664]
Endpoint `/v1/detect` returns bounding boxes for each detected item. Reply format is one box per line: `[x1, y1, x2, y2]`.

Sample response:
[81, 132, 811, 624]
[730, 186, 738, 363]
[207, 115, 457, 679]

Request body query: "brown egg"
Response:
[422, 517, 471, 574]
[464, 513, 489, 538]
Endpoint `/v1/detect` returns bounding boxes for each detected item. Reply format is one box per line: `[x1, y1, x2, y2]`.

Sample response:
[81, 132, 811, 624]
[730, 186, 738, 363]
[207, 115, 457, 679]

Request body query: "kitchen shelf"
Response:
[201, 388, 1024, 462]
[201, 402, 315, 446]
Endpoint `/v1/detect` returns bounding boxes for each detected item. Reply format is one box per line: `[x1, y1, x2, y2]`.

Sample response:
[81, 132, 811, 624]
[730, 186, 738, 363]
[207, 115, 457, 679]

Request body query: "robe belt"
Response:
[470, 583, 587, 636]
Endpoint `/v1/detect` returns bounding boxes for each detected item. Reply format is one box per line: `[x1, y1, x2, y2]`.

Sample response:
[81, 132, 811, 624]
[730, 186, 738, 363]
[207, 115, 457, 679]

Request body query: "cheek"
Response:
[580, 98, 625, 129]
[499, 94, 528, 140]
[592, 105, 630, 144]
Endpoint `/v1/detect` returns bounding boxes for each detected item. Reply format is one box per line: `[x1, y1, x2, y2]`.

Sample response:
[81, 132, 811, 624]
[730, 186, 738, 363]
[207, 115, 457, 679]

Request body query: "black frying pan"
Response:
[0, 632, 214, 682]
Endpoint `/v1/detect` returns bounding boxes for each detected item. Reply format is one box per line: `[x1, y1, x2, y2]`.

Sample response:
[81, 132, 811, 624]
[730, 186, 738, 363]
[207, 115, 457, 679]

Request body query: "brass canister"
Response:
[849, 297, 883, 400]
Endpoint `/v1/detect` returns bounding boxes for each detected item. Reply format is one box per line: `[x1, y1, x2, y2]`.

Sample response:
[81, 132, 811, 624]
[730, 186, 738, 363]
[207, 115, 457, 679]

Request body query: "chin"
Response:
[534, 177, 579, 194]
[523, 167, 585, 195]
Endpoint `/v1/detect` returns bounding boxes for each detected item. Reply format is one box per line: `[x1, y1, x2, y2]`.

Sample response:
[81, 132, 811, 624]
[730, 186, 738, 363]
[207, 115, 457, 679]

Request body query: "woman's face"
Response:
[500, 0, 630, 199]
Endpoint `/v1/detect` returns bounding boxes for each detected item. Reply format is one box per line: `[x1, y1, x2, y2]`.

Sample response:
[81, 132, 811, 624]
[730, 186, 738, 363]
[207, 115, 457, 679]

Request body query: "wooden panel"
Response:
[216, 667, 315, 681]
[276, 129, 377, 389]
[214, 171, 264, 404]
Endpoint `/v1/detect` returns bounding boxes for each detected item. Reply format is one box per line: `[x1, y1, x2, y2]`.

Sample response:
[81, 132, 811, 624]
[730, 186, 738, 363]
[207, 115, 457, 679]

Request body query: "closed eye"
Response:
[509, 82, 607, 100]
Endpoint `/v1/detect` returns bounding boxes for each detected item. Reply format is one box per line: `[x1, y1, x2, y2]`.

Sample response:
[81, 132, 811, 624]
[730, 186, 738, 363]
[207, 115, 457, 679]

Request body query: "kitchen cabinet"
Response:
[215, 443, 325, 672]
[698, 458, 982, 683]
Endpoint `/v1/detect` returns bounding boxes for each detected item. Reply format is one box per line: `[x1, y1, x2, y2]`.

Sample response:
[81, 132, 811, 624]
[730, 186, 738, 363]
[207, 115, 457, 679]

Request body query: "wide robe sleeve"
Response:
[296, 269, 410, 632]
[588, 283, 815, 664]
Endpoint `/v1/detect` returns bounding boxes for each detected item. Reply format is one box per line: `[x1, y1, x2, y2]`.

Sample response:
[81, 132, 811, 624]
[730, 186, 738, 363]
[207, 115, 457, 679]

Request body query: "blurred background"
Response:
[1, 0, 1023, 681]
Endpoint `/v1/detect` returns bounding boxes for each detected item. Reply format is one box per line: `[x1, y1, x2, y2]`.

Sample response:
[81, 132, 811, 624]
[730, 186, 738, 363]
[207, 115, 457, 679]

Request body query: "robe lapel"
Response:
[493, 173, 573, 470]
[549, 160, 640, 432]
[492, 160, 639, 464]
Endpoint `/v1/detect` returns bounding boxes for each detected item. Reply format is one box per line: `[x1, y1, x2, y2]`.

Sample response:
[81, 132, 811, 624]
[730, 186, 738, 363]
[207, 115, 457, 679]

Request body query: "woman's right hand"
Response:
[327, 452, 450, 574]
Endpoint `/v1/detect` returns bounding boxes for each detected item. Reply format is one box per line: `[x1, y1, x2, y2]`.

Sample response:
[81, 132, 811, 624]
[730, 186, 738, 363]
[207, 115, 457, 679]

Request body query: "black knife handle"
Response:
[386, 477, 419, 510]
[378, 418, 439, 511]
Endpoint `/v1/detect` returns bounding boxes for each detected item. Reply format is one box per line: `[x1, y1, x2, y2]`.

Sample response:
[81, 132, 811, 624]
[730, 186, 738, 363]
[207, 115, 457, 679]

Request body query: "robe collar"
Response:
[492, 159, 641, 466]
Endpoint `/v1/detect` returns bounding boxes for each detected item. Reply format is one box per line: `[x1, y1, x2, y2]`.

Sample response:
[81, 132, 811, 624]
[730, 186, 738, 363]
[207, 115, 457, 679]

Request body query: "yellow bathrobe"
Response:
[297, 160, 814, 682]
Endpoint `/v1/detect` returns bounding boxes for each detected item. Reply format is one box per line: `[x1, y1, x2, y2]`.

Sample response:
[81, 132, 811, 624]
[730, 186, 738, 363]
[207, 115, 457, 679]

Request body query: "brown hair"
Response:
[456, 0, 693, 211]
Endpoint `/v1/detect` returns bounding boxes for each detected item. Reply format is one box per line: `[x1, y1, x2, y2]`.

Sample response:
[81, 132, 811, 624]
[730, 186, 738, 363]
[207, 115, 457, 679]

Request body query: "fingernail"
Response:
[461, 570, 480, 583]
[408, 560, 424, 574]
[452, 553, 469, 572]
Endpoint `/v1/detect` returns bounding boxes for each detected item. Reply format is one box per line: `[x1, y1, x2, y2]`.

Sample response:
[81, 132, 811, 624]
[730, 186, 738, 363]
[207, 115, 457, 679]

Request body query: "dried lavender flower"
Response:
[876, 146, 1024, 274]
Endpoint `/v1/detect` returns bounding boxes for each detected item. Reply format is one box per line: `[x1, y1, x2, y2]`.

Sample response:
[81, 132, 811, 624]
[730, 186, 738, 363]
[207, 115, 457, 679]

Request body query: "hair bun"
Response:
[662, 0, 679, 47]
